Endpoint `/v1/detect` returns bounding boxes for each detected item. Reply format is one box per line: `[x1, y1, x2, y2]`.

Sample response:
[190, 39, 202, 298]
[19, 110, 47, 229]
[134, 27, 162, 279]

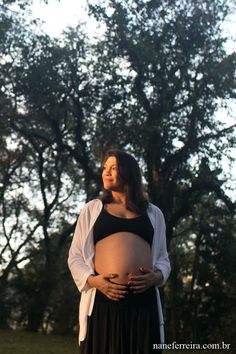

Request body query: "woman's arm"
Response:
[68, 205, 95, 293]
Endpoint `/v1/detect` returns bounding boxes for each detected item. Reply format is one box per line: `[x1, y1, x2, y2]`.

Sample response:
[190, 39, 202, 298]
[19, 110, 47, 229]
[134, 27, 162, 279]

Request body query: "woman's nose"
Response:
[104, 168, 111, 175]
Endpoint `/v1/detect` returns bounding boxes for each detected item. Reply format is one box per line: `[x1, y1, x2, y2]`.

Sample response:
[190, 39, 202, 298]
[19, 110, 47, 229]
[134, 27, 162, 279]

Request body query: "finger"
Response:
[108, 278, 129, 290]
[129, 280, 146, 287]
[105, 282, 128, 294]
[132, 282, 151, 292]
[139, 267, 153, 274]
[129, 275, 148, 281]
[129, 271, 155, 281]
[111, 293, 126, 299]
[132, 288, 146, 294]
[103, 273, 118, 279]
[131, 283, 146, 290]
[130, 283, 146, 291]
[102, 286, 123, 300]
[132, 285, 147, 294]
[107, 294, 120, 301]
[130, 285, 146, 293]
[109, 285, 129, 295]
[110, 283, 129, 291]
[107, 290, 126, 300]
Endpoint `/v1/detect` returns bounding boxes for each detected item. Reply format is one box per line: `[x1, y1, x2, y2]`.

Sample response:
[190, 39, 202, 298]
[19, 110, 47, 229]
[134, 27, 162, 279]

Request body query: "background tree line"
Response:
[0, 0, 236, 347]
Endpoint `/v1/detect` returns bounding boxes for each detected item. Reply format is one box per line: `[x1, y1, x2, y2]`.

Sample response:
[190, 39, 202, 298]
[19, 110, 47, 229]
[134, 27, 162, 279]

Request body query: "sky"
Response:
[29, 0, 236, 46]
[29, 0, 236, 51]
[30, 0, 89, 37]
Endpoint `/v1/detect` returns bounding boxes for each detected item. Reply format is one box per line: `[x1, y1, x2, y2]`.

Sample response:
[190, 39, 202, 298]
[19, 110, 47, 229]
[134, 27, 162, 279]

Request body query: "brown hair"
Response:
[101, 149, 148, 214]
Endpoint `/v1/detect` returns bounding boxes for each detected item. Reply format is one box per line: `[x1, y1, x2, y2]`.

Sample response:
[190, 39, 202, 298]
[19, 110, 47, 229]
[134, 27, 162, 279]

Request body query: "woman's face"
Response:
[102, 156, 123, 191]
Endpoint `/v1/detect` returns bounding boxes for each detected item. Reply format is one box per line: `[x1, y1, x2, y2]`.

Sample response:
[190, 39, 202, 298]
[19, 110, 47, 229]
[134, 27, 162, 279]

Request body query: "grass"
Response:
[0, 329, 233, 354]
[0, 329, 79, 354]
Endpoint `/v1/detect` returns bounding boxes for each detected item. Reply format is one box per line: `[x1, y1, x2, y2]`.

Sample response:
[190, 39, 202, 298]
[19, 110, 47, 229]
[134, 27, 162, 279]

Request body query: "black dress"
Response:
[80, 285, 160, 354]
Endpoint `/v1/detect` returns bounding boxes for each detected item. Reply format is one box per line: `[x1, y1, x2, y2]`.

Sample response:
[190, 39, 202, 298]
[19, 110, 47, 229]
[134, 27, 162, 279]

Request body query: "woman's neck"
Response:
[111, 191, 126, 205]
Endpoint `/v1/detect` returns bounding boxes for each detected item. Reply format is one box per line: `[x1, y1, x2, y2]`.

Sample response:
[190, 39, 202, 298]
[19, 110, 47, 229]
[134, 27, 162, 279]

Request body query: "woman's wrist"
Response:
[87, 274, 97, 288]
[154, 269, 163, 285]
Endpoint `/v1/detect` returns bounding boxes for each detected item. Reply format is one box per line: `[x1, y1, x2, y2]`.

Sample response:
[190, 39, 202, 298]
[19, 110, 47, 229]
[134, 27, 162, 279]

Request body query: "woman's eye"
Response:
[102, 165, 117, 172]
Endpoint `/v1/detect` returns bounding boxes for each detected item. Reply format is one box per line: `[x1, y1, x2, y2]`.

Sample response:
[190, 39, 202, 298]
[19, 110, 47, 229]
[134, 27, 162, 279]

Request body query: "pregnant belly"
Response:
[94, 232, 152, 284]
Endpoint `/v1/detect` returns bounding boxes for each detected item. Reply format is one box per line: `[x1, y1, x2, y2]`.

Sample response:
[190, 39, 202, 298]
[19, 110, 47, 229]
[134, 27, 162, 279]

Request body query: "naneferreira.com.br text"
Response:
[153, 341, 231, 350]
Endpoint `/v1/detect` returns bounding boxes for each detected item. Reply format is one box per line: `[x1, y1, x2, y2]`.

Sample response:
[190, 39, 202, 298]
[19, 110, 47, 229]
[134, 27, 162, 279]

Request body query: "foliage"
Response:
[167, 172, 236, 344]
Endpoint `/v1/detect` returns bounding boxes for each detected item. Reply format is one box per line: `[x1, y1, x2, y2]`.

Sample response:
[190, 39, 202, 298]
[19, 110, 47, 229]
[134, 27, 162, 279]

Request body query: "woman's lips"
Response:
[103, 178, 113, 182]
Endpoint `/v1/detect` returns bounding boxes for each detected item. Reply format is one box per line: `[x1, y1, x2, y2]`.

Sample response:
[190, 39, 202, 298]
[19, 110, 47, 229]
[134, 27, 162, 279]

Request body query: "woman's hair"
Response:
[101, 149, 148, 214]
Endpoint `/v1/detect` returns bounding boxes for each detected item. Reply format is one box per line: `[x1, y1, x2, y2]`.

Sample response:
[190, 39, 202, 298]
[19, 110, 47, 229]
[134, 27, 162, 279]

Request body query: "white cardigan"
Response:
[68, 199, 171, 344]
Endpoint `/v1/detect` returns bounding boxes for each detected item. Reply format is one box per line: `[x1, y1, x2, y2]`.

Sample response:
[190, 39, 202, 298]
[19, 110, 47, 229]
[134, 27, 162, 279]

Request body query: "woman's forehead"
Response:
[104, 156, 117, 165]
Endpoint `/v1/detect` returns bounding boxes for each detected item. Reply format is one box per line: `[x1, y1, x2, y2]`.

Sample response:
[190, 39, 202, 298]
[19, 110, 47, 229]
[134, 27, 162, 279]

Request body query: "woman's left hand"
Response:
[128, 267, 163, 293]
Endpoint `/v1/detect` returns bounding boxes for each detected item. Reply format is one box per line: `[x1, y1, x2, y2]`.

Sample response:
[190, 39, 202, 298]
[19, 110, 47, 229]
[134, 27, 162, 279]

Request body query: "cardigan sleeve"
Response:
[152, 206, 171, 287]
[67, 204, 95, 293]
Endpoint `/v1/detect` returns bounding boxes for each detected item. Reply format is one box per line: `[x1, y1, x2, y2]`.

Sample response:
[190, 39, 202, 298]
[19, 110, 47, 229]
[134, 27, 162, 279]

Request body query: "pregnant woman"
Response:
[68, 149, 171, 354]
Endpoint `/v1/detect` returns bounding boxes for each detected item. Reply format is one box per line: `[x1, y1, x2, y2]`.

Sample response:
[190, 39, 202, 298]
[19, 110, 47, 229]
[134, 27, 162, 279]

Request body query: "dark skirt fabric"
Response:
[80, 286, 161, 354]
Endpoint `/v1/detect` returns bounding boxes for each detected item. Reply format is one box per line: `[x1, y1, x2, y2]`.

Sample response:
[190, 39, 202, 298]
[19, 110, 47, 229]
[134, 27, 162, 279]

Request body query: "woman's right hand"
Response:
[87, 273, 128, 301]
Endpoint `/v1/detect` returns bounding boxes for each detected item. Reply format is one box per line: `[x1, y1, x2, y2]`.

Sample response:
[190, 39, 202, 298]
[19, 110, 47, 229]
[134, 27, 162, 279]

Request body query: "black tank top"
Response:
[93, 205, 154, 247]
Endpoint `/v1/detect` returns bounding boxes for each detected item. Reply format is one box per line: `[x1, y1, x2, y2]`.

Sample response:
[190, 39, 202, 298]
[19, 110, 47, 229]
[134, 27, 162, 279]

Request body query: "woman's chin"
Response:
[103, 184, 112, 190]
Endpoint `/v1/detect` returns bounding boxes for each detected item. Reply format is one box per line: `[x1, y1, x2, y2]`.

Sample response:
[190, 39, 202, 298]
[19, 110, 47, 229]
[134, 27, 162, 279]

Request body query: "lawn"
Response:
[0, 329, 79, 354]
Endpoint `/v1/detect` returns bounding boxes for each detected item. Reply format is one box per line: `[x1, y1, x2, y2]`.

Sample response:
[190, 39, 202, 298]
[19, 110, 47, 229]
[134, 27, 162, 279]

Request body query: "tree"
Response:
[87, 0, 236, 339]
[0, 15, 82, 331]
[0, 10, 95, 332]
[165, 161, 236, 343]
